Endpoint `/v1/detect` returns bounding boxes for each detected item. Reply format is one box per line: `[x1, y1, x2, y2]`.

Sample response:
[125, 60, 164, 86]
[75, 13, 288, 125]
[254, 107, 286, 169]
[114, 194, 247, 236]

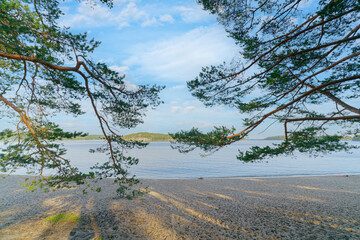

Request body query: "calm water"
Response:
[4, 140, 360, 178]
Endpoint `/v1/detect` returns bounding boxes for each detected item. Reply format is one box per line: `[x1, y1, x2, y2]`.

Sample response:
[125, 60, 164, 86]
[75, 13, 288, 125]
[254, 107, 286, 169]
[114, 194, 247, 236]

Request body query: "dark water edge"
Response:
[1, 140, 360, 179]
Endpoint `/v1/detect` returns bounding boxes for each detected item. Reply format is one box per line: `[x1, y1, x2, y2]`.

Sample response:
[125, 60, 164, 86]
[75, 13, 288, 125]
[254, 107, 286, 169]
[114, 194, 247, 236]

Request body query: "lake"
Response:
[4, 140, 360, 178]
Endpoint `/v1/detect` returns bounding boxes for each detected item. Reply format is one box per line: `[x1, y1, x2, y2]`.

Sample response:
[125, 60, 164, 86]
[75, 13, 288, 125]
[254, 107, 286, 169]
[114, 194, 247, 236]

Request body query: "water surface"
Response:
[4, 140, 359, 178]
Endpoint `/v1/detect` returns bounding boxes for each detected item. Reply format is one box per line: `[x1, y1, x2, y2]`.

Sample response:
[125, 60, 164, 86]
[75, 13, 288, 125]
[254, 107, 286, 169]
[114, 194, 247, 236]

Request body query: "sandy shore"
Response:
[0, 175, 359, 239]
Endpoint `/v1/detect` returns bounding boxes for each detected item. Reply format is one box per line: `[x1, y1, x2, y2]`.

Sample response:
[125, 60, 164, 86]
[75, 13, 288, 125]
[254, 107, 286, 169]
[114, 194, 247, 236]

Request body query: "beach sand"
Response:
[0, 175, 359, 239]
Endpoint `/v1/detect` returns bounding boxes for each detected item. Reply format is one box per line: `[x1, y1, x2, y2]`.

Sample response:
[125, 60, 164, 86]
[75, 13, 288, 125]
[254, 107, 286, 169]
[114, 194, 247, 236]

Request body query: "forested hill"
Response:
[122, 132, 173, 142]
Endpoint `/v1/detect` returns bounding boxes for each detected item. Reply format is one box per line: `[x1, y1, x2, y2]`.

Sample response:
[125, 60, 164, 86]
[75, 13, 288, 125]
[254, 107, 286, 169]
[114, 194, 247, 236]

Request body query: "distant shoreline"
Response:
[59, 133, 360, 142]
[2, 138, 359, 143]
[1, 132, 359, 142]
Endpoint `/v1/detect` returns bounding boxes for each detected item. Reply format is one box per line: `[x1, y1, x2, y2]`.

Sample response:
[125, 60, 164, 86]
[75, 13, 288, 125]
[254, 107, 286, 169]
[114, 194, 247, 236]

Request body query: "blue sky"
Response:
[2, 0, 348, 138]
[53, 0, 260, 137]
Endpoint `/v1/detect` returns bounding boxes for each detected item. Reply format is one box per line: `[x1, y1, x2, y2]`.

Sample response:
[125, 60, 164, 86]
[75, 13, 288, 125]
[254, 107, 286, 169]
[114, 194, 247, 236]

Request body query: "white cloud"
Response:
[171, 106, 181, 113]
[108, 66, 139, 91]
[61, 14, 89, 28]
[175, 5, 213, 23]
[114, 2, 147, 28]
[289, 17, 298, 25]
[59, 122, 83, 128]
[124, 25, 237, 82]
[298, 0, 314, 9]
[140, 14, 175, 27]
[183, 106, 196, 113]
[177, 120, 214, 129]
[61, 1, 112, 27]
[169, 101, 218, 115]
[141, 16, 158, 27]
[109, 65, 129, 73]
[60, 1, 174, 29]
[171, 85, 186, 90]
[159, 14, 175, 23]
[170, 105, 196, 114]
[78, 1, 112, 19]
[124, 80, 139, 91]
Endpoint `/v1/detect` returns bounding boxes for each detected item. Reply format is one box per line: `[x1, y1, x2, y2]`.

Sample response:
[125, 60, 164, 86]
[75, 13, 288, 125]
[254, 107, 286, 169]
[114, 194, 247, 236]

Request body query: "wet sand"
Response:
[0, 175, 359, 239]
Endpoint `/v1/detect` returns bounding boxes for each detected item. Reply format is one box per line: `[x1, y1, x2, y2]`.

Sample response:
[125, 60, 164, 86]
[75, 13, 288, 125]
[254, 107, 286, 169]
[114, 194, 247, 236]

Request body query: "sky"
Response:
[37, 0, 302, 138]
[1, 0, 351, 138]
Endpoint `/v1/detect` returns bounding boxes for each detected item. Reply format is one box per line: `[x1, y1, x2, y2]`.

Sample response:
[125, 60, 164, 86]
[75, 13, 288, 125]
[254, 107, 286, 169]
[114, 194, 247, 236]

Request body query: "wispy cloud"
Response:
[109, 65, 139, 91]
[124, 25, 237, 82]
[171, 85, 186, 90]
[60, 1, 175, 29]
[114, 2, 147, 28]
[141, 16, 158, 27]
[175, 5, 213, 23]
[170, 106, 181, 113]
[60, 1, 112, 27]
[298, 0, 314, 9]
[159, 14, 175, 24]
[183, 105, 196, 113]
[109, 65, 129, 74]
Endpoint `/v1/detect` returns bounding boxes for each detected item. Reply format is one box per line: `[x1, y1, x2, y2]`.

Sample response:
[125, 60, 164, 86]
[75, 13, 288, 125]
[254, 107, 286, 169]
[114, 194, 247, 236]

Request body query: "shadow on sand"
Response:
[0, 175, 360, 239]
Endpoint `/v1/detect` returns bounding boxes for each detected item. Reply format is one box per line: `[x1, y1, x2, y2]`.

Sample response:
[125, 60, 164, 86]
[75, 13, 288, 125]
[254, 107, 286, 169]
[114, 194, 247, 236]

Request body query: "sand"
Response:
[0, 175, 359, 239]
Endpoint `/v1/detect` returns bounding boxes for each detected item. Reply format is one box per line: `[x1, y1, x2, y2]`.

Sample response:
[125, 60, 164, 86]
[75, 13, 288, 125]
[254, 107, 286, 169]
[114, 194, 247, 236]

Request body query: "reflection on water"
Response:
[3, 140, 360, 178]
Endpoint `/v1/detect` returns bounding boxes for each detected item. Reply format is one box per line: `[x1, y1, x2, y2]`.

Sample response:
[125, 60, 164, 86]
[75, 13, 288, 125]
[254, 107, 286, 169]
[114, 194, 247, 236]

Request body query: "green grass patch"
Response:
[44, 213, 80, 224]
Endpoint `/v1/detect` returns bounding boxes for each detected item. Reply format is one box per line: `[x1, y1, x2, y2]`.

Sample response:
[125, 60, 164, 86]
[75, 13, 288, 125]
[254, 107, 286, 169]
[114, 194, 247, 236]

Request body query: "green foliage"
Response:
[0, 129, 88, 142]
[170, 126, 241, 153]
[0, 0, 163, 197]
[172, 0, 360, 162]
[239, 128, 355, 162]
